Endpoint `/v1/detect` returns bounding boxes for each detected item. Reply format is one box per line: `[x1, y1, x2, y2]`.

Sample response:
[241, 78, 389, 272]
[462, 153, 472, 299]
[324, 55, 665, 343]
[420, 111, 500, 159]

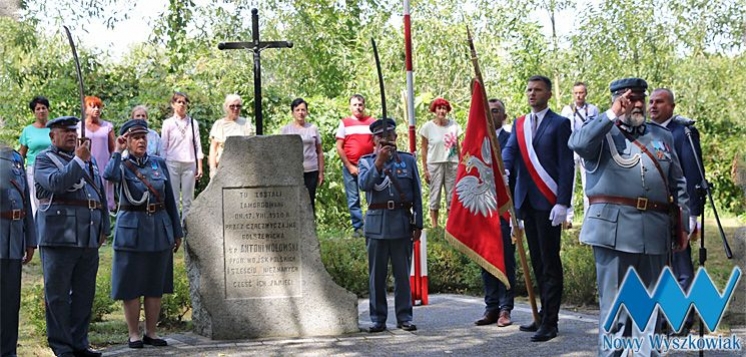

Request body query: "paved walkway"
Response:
[104, 294, 745, 356]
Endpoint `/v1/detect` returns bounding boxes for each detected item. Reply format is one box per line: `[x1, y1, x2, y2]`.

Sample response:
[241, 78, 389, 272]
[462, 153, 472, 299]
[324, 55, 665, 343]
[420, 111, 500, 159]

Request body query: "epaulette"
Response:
[397, 151, 414, 159]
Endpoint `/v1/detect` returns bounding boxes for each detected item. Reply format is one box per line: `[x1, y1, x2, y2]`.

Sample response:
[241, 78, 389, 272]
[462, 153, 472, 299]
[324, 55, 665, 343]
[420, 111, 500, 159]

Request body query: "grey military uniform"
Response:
[358, 151, 423, 325]
[34, 145, 110, 356]
[1, 148, 37, 357]
[569, 110, 689, 357]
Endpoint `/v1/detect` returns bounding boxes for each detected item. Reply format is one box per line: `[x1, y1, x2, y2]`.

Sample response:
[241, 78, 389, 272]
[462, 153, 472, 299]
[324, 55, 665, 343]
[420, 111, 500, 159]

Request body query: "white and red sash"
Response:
[515, 115, 557, 205]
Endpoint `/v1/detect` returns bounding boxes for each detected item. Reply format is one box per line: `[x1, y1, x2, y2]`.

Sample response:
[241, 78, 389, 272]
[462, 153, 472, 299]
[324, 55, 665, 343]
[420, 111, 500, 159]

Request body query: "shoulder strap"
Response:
[621, 131, 672, 200]
[123, 160, 162, 202]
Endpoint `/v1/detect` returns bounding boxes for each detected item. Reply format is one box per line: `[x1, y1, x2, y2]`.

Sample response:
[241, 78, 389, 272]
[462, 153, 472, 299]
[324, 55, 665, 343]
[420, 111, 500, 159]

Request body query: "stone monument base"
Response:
[185, 136, 359, 340]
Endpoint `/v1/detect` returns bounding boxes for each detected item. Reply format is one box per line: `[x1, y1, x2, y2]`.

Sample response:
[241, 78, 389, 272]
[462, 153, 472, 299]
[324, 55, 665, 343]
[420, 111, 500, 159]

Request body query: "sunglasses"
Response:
[229, 104, 242, 109]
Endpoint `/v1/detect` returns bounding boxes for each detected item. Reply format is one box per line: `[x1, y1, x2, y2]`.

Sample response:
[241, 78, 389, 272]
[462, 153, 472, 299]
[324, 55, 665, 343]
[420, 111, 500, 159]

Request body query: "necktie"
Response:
[531, 114, 538, 135]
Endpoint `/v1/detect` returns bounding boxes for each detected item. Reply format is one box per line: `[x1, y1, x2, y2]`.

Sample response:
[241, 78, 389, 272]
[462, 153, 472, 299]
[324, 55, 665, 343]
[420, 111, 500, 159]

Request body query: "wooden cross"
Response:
[218, 8, 293, 135]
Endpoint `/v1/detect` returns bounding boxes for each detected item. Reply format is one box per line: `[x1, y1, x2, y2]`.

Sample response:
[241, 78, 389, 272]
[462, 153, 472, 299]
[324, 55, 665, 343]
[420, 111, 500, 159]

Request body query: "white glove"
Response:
[503, 169, 510, 185]
[549, 204, 568, 227]
[689, 216, 698, 233]
[510, 219, 524, 241]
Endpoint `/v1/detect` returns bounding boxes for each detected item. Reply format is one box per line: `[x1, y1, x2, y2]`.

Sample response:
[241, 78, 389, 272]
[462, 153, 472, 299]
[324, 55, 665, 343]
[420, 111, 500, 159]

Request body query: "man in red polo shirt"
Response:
[335, 94, 376, 237]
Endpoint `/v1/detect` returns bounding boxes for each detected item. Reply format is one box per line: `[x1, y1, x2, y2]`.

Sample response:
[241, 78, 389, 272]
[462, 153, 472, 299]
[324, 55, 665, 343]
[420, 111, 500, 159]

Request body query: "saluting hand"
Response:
[115, 134, 128, 153]
[611, 89, 633, 118]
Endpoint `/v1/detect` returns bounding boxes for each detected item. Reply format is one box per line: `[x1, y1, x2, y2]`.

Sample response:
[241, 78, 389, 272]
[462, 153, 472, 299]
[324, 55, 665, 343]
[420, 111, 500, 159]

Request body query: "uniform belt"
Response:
[588, 195, 669, 212]
[0, 209, 25, 220]
[39, 199, 103, 210]
[120, 203, 165, 213]
[368, 201, 413, 210]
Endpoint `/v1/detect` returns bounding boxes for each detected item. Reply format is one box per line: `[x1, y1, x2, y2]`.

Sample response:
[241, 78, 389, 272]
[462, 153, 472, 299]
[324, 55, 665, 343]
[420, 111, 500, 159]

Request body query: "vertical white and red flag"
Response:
[445, 80, 512, 288]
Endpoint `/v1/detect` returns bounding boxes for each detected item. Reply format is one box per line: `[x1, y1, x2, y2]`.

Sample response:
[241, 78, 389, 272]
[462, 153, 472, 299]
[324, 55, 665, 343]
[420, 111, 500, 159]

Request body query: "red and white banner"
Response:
[515, 115, 557, 205]
[445, 80, 511, 288]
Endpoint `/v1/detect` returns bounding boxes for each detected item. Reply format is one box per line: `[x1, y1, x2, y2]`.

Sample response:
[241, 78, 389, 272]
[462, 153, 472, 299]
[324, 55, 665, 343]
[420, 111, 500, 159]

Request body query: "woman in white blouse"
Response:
[160, 92, 204, 226]
[208, 94, 254, 179]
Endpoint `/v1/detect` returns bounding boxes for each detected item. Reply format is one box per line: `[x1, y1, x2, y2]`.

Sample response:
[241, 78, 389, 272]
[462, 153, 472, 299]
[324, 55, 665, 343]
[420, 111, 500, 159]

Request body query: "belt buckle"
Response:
[636, 197, 648, 211]
[147, 204, 157, 214]
[386, 200, 395, 210]
[12, 209, 22, 220]
[88, 199, 97, 210]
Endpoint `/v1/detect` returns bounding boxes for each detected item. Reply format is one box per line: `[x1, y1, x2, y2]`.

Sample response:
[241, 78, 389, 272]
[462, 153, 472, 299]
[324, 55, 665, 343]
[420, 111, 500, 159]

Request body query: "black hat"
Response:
[369, 118, 396, 136]
[119, 119, 149, 136]
[46, 116, 79, 129]
[610, 78, 648, 96]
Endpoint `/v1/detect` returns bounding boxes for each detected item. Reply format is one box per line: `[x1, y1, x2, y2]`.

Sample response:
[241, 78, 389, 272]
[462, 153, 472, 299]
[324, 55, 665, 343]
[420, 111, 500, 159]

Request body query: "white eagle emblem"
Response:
[455, 137, 497, 217]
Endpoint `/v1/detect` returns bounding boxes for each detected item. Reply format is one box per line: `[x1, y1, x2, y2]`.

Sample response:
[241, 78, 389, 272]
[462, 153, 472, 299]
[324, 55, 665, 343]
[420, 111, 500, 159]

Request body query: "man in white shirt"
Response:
[560, 82, 600, 228]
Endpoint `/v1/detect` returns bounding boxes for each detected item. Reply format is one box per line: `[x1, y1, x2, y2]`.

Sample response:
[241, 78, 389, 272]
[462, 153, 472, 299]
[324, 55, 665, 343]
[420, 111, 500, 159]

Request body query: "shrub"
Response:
[92, 266, 117, 322]
[319, 235, 370, 296]
[318, 225, 600, 307]
[22, 283, 47, 338]
[160, 257, 192, 325]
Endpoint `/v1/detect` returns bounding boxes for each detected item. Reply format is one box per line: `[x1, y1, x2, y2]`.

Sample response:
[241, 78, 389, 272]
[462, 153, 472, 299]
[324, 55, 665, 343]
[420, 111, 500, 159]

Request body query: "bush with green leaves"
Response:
[159, 256, 192, 326]
[318, 227, 599, 306]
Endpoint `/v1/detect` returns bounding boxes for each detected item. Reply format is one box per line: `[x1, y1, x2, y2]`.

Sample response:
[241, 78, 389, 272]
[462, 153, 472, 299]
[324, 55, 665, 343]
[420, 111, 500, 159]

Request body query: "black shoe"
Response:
[531, 325, 558, 342]
[128, 339, 144, 349]
[397, 321, 418, 331]
[72, 349, 102, 357]
[519, 321, 539, 332]
[143, 335, 168, 346]
[368, 323, 386, 333]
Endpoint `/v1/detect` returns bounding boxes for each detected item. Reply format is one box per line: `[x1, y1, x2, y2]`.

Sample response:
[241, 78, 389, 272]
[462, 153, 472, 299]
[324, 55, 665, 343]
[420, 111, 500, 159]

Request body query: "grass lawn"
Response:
[14, 216, 744, 355]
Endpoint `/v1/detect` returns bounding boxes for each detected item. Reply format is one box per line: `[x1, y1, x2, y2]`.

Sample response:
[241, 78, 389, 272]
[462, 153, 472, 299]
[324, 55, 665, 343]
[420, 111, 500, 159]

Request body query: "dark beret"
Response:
[46, 116, 80, 129]
[610, 78, 648, 95]
[119, 119, 149, 136]
[369, 118, 397, 136]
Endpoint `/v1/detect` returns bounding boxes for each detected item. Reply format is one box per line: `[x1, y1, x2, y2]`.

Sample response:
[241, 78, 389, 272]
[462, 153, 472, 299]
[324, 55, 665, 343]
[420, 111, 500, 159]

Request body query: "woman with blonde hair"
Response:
[208, 94, 254, 179]
[131, 105, 161, 156]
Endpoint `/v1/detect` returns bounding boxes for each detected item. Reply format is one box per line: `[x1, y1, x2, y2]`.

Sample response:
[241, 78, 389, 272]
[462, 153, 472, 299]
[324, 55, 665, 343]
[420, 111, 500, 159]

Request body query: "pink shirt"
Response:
[161, 114, 205, 163]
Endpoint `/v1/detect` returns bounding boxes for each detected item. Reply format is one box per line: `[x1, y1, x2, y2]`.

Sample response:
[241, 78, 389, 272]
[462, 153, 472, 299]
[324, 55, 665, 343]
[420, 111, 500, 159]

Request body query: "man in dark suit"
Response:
[649, 87, 704, 334]
[474, 98, 516, 328]
[502, 76, 575, 342]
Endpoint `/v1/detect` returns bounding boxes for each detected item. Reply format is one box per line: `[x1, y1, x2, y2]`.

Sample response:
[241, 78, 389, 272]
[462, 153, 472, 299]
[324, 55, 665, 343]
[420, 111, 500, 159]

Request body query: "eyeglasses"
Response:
[229, 104, 242, 109]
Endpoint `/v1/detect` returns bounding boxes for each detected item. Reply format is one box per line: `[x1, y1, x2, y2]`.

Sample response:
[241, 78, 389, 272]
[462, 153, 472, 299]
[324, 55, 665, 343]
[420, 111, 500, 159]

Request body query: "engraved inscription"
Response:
[223, 187, 301, 299]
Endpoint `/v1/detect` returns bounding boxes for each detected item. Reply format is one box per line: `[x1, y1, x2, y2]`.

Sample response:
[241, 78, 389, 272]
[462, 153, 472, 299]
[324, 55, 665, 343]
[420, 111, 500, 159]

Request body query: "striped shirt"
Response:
[335, 116, 375, 165]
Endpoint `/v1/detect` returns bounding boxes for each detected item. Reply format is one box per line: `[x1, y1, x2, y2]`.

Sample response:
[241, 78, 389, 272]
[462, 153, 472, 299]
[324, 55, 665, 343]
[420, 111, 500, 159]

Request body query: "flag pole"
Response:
[466, 26, 540, 326]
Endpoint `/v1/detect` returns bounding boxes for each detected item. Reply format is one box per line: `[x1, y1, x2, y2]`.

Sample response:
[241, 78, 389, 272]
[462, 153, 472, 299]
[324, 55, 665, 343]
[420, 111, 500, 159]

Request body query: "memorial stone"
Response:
[185, 135, 359, 339]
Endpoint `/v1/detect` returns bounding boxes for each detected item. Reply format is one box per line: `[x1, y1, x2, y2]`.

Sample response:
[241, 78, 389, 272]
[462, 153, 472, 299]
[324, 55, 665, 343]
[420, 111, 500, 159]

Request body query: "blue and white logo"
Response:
[604, 266, 742, 333]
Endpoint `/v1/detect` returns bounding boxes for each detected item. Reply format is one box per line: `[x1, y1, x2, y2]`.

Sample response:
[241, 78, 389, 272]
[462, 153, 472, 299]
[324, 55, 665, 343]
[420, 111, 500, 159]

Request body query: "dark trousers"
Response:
[366, 238, 413, 324]
[522, 203, 563, 328]
[1, 259, 22, 357]
[40, 247, 99, 356]
[671, 244, 695, 327]
[481, 219, 515, 312]
[303, 171, 319, 214]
